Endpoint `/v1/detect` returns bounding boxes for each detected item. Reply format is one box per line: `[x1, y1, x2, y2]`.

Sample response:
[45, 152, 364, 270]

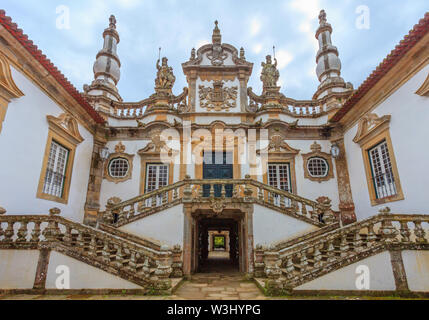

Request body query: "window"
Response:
[353, 113, 404, 206]
[37, 113, 83, 204]
[146, 164, 169, 192]
[108, 157, 129, 178]
[268, 163, 292, 207]
[368, 140, 397, 199]
[307, 157, 329, 178]
[145, 164, 169, 206]
[268, 163, 292, 192]
[42, 140, 69, 198]
[302, 141, 334, 182]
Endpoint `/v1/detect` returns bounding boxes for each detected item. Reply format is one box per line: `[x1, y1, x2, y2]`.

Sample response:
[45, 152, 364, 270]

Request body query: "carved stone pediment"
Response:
[257, 134, 300, 156]
[138, 128, 179, 158]
[353, 113, 391, 145]
[46, 113, 84, 145]
[199, 81, 238, 111]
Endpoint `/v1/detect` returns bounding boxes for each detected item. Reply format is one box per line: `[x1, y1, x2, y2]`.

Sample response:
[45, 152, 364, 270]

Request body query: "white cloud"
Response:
[252, 43, 263, 54]
[289, 0, 321, 20]
[250, 18, 261, 37]
[117, 0, 141, 9]
[275, 49, 294, 69]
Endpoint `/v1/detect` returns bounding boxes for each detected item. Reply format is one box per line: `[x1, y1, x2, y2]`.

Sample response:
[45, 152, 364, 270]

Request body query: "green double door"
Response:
[202, 151, 233, 197]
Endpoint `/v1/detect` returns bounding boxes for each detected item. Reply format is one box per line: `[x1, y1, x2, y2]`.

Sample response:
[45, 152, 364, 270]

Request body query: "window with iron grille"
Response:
[145, 164, 169, 192]
[368, 140, 397, 199]
[108, 157, 129, 178]
[307, 157, 329, 178]
[42, 140, 69, 198]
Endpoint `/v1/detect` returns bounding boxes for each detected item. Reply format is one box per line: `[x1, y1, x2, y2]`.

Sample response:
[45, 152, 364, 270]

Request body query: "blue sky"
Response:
[2, 0, 428, 101]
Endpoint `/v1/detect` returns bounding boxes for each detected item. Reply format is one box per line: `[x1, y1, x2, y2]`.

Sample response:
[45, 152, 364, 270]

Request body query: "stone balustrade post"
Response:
[182, 175, 193, 203]
[263, 246, 283, 294]
[43, 208, 61, 241]
[244, 174, 253, 202]
[154, 245, 173, 289]
[254, 244, 266, 278]
[171, 244, 183, 277]
[379, 207, 398, 243]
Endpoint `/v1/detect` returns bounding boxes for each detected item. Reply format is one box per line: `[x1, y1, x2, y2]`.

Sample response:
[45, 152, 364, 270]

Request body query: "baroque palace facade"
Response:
[0, 9, 429, 295]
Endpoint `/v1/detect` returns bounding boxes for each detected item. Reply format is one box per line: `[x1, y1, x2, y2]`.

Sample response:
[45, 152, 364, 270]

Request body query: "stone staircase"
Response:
[101, 176, 337, 228]
[254, 210, 429, 295]
[0, 210, 183, 293]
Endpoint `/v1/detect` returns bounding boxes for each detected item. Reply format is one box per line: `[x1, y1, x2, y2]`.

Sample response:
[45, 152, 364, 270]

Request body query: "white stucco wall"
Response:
[344, 64, 429, 220]
[46, 251, 141, 289]
[119, 204, 184, 246]
[253, 204, 319, 246]
[295, 251, 396, 291]
[402, 250, 429, 292]
[0, 67, 93, 222]
[0, 250, 39, 289]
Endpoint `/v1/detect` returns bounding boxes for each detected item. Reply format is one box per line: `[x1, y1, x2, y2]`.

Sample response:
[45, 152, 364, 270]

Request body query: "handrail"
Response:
[103, 178, 335, 228]
[257, 212, 429, 291]
[0, 214, 182, 289]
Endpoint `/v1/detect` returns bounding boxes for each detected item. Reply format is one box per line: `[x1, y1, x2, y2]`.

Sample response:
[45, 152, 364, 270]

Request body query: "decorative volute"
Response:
[85, 15, 122, 103]
[313, 10, 352, 100]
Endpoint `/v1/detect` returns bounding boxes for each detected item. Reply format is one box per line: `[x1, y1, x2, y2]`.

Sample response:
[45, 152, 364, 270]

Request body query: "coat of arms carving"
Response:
[198, 81, 238, 111]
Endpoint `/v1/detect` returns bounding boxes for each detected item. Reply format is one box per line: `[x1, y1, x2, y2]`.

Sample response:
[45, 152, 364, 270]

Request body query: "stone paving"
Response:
[0, 272, 264, 300]
[172, 272, 266, 300]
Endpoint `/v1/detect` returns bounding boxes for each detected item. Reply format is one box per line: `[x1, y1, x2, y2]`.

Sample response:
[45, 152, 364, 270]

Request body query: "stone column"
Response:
[182, 182, 193, 277]
[331, 138, 356, 225]
[245, 204, 255, 275]
[83, 134, 107, 226]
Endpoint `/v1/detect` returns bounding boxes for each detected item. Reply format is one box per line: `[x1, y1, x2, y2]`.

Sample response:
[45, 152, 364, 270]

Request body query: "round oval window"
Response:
[307, 157, 328, 178]
[108, 157, 129, 178]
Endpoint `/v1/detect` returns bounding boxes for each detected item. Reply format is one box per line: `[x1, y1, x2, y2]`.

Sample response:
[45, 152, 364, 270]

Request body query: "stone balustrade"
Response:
[0, 213, 182, 290]
[255, 211, 429, 293]
[102, 177, 334, 227]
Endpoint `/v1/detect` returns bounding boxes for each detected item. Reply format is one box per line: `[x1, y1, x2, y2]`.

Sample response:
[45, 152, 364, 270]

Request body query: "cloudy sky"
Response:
[2, 1, 428, 101]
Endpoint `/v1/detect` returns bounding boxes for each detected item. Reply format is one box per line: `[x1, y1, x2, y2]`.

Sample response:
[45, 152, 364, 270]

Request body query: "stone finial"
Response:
[114, 141, 126, 153]
[109, 14, 117, 29]
[240, 47, 245, 60]
[310, 141, 322, 153]
[49, 207, 61, 216]
[318, 10, 327, 24]
[212, 20, 221, 44]
[184, 174, 191, 180]
[190, 48, 196, 60]
[379, 206, 391, 214]
[160, 244, 170, 251]
[0, 206, 6, 215]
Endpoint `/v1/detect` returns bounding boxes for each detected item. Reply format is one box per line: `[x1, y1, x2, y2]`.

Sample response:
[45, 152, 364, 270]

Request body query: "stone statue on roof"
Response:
[260, 55, 279, 88]
[155, 57, 175, 89]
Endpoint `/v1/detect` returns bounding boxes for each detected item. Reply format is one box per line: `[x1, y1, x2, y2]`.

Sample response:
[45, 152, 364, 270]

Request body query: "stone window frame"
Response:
[138, 138, 176, 196]
[103, 142, 134, 184]
[302, 142, 334, 182]
[258, 135, 300, 194]
[37, 113, 83, 204]
[353, 113, 404, 206]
